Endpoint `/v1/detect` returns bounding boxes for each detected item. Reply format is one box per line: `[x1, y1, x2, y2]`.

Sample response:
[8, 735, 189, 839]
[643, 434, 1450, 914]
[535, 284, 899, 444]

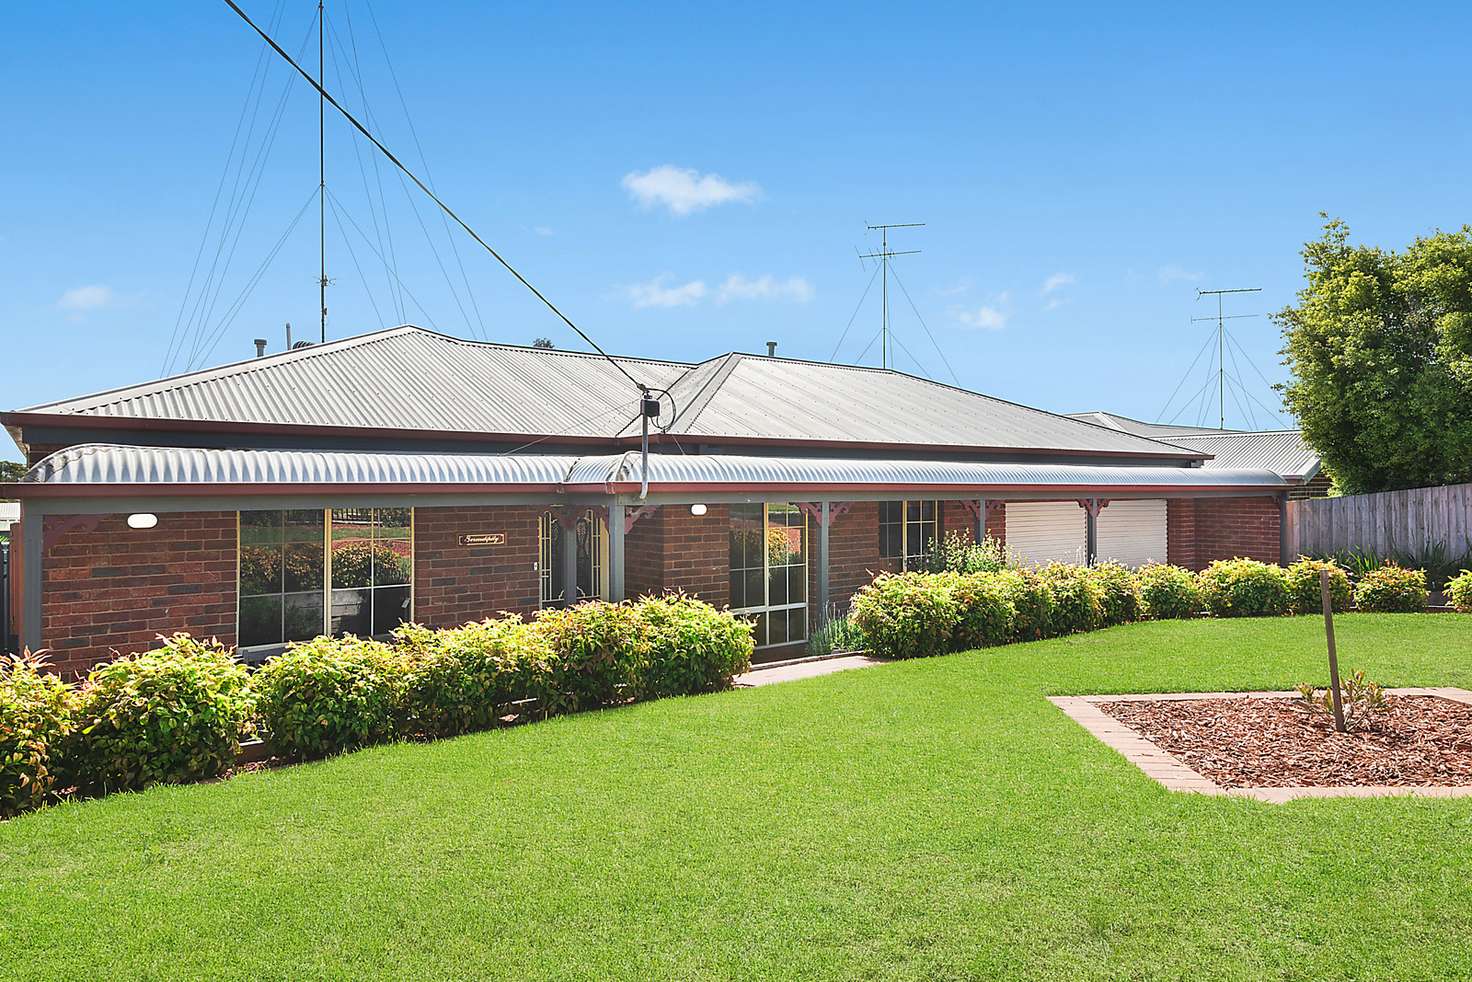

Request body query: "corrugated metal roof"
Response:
[636, 355, 1194, 456]
[15, 444, 1285, 493]
[1161, 430, 1321, 480]
[1066, 411, 1244, 439]
[20, 327, 689, 438]
[16, 327, 1202, 459]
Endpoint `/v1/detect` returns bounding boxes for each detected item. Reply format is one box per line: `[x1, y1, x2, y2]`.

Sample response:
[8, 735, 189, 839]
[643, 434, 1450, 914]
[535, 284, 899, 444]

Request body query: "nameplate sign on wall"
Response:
[458, 532, 506, 547]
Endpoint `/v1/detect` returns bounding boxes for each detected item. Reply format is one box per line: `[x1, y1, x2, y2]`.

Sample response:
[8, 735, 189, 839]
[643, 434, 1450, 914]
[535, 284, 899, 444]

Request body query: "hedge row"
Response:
[0, 593, 752, 818]
[849, 557, 1433, 660]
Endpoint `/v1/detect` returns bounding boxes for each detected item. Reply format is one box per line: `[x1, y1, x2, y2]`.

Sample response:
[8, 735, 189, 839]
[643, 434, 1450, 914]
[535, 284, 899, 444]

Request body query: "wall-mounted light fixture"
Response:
[689, 503, 707, 516]
[127, 513, 159, 530]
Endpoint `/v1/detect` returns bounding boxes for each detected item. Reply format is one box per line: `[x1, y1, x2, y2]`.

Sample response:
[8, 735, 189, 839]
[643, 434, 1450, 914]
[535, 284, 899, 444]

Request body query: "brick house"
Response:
[4, 327, 1311, 676]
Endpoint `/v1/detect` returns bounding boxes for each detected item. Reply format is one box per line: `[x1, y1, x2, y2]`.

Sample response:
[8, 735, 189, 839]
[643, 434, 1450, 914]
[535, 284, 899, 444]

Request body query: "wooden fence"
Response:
[1286, 482, 1472, 559]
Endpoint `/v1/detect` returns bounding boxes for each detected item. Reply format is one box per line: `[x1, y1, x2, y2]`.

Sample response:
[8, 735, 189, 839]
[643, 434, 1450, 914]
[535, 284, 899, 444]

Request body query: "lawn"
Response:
[4, 614, 1472, 980]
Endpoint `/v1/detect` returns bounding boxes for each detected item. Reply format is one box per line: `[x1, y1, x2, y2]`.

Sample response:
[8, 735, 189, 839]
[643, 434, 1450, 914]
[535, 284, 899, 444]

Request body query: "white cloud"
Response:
[938, 276, 974, 297]
[957, 304, 1008, 330]
[621, 165, 760, 216]
[716, 274, 814, 305]
[57, 284, 115, 312]
[532, 225, 554, 237]
[1041, 272, 1075, 295]
[625, 275, 707, 309]
[1158, 264, 1203, 285]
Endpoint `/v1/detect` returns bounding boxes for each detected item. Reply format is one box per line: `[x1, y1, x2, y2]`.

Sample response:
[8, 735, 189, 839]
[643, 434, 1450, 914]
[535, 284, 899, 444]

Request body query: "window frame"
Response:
[728, 502, 808, 649]
[879, 499, 939, 571]
[236, 507, 415, 656]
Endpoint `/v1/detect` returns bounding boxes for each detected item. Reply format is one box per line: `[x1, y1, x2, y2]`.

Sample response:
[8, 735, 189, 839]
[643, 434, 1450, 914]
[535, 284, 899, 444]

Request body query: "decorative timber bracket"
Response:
[797, 502, 852, 526]
[623, 504, 658, 534]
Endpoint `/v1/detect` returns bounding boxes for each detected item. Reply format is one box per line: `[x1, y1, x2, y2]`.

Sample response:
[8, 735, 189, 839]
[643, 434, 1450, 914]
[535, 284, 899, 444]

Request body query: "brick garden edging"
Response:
[1050, 688, 1472, 803]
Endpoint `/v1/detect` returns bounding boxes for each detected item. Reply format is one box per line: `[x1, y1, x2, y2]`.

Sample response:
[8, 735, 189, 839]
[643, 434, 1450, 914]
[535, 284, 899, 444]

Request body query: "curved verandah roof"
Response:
[10, 444, 1286, 502]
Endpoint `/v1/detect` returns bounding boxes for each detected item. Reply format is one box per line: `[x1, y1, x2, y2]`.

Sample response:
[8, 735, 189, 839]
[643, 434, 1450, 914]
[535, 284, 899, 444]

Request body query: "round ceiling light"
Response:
[689, 503, 708, 516]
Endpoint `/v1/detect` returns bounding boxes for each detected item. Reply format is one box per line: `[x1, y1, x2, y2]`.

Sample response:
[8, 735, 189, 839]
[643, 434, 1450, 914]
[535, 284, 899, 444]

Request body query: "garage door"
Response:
[1005, 501, 1086, 566]
[1095, 499, 1168, 568]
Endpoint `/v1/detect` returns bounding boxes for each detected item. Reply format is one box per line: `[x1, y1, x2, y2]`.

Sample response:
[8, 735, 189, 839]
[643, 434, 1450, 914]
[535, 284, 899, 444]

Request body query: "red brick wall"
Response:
[623, 505, 730, 606]
[1167, 496, 1281, 570]
[39, 512, 237, 678]
[986, 503, 1006, 543]
[940, 500, 975, 545]
[413, 504, 542, 627]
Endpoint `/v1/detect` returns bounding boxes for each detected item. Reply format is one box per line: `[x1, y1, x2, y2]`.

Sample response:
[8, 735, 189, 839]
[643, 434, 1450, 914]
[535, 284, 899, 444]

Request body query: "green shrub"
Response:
[1197, 559, 1292, 618]
[530, 601, 648, 712]
[1137, 564, 1202, 619]
[1448, 570, 1472, 613]
[923, 531, 1011, 574]
[1354, 564, 1428, 612]
[1, 652, 72, 817]
[995, 568, 1055, 641]
[65, 635, 252, 793]
[635, 593, 754, 699]
[393, 617, 552, 739]
[1087, 563, 1142, 626]
[849, 572, 959, 659]
[249, 635, 404, 759]
[1036, 564, 1104, 635]
[948, 572, 1018, 648]
[1285, 558, 1352, 614]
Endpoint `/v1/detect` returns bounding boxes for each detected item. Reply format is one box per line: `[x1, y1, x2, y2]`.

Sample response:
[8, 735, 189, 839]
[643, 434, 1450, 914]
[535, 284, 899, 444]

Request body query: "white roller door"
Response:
[1005, 501, 1086, 566]
[1095, 499, 1168, 568]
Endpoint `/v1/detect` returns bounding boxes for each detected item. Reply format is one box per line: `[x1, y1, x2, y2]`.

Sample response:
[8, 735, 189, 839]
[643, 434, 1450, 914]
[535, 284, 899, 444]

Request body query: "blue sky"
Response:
[4, 2, 1470, 461]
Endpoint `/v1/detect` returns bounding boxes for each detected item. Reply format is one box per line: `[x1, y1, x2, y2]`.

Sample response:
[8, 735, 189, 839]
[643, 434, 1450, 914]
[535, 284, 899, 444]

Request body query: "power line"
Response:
[221, 0, 647, 395]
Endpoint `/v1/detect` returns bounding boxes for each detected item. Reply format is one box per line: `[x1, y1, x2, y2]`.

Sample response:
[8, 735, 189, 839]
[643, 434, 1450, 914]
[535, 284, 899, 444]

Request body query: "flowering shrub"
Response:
[923, 531, 1011, 574]
[1, 652, 72, 817]
[1285, 558, 1352, 614]
[849, 572, 960, 658]
[1087, 563, 1142, 626]
[1137, 564, 1202, 619]
[65, 635, 252, 793]
[249, 635, 404, 759]
[1197, 559, 1292, 618]
[1353, 564, 1428, 612]
[1448, 570, 1472, 613]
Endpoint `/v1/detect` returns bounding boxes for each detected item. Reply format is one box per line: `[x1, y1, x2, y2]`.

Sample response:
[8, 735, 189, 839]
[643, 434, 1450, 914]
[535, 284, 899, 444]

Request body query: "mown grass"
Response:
[4, 614, 1472, 980]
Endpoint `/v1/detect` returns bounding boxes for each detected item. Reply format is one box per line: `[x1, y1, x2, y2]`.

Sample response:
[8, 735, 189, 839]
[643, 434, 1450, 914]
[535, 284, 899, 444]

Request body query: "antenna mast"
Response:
[317, 0, 327, 343]
[860, 222, 923, 369]
[1194, 287, 1261, 429]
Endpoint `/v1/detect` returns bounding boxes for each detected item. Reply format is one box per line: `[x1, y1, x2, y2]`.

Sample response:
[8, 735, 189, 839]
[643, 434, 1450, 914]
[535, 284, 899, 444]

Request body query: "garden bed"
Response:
[1098, 693, 1472, 788]
[1052, 686, 1472, 801]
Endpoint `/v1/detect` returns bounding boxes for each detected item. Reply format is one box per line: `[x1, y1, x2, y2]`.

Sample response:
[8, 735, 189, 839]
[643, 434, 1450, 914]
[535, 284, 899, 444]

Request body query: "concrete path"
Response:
[736, 654, 883, 687]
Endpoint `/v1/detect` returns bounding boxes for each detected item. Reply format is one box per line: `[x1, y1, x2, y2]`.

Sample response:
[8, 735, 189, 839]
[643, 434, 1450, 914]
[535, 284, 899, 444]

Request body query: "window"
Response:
[538, 510, 606, 607]
[879, 500, 938, 571]
[238, 508, 413, 651]
[729, 503, 807, 648]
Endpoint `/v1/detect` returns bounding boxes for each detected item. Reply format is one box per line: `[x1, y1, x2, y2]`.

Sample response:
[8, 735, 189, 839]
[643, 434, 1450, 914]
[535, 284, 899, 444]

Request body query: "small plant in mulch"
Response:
[1293, 669, 1388, 733]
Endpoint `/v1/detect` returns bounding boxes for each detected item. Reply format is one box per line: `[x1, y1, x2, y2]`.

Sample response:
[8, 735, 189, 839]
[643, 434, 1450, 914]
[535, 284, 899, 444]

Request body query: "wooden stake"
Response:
[1321, 568, 1346, 733]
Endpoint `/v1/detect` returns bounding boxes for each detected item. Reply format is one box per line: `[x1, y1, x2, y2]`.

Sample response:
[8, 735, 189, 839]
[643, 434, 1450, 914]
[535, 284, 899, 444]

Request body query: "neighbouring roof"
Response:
[11, 326, 1203, 460]
[1155, 430, 1321, 481]
[13, 443, 1286, 497]
[1066, 411, 1320, 481]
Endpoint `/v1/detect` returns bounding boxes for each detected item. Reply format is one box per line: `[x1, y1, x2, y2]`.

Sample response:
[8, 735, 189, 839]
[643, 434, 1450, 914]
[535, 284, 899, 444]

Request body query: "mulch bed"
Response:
[1098, 695, 1472, 788]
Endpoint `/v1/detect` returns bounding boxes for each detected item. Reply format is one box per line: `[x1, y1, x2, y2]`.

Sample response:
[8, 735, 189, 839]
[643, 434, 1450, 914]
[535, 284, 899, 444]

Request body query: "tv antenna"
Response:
[316, 0, 328, 343]
[859, 222, 923, 369]
[1194, 287, 1261, 430]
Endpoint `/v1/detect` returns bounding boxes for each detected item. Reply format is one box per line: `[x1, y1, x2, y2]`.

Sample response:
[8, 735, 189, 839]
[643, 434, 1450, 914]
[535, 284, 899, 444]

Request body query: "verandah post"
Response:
[608, 501, 626, 602]
[817, 500, 831, 628]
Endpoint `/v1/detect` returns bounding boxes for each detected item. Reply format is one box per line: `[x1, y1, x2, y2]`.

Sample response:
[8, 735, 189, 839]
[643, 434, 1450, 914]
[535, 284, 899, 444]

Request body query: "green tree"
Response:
[1276, 217, 1472, 493]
